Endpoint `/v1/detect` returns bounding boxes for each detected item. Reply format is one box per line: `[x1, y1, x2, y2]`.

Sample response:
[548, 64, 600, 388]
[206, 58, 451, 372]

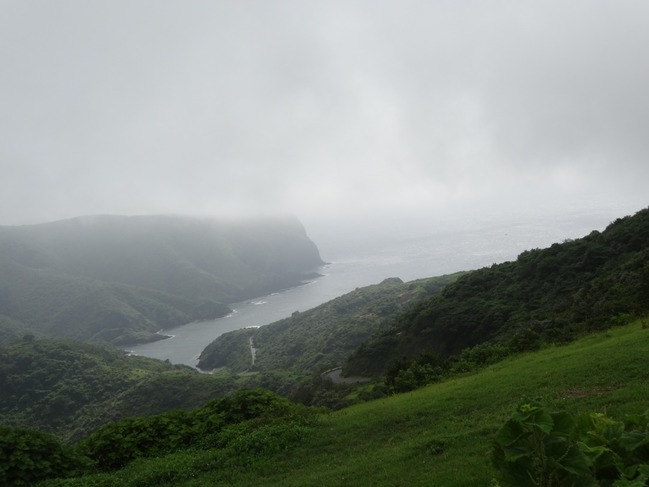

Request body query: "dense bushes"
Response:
[78, 411, 196, 471]
[0, 338, 238, 441]
[78, 389, 314, 472]
[347, 207, 649, 375]
[383, 341, 515, 392]
[0, 389, 315, 485]
[385, 353, 449, 393]
[450, 342, 512, 374]
[0, 427, 90, 486]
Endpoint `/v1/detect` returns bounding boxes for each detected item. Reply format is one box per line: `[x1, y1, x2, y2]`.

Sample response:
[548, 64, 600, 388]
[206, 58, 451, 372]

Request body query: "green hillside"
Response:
[2, 208, 649, 486]
[0, 259, 231, 345]
[197, 274, 462, 374]
[0, 214, 323, 345]
[0, 337, 239, 442]
[346, 207, 649, 375]
[28, 319, 649, 486]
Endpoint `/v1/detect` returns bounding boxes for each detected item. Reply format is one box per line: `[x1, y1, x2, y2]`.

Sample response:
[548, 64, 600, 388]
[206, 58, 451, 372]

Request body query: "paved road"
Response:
[322, 367, 371, 384]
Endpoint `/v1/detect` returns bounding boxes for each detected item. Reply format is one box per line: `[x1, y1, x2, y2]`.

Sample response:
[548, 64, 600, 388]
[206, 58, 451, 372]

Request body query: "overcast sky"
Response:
[1, 1, 647, 235]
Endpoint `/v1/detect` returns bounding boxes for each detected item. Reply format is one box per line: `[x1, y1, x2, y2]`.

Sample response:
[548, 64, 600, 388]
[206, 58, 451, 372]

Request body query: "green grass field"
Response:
[44, 320, 649, 487]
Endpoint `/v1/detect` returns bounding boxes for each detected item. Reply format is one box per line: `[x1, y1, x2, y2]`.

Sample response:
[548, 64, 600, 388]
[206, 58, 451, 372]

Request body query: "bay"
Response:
[127, 210, 620, 367]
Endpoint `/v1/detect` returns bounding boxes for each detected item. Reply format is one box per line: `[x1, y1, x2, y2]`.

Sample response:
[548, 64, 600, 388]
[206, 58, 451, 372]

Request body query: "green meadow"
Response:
[43, 319, 648, 487]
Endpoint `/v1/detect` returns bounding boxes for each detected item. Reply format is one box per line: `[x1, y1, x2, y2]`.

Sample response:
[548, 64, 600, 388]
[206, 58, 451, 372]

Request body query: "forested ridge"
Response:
[345, 207, 649, 375]
[0, 214, 323, 345]
[197, 274, 462, 374]
[3, 319, 649, 486]
[0, 338, 239, 442]
[1, 207, 649, 485]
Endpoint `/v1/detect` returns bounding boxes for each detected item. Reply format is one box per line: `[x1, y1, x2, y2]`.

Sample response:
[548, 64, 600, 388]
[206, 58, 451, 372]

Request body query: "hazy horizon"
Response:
[2, 2, 647, 237]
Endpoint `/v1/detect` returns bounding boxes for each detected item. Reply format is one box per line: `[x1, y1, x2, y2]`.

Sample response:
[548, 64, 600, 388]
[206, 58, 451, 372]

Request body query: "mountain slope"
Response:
[36, 319, 649, 486]
[0, 214, 323, 345]
[197, 274, 462, 374]
[345, 207, 649, 375]
[0, 337, 239, 442]
[6, 208, 649, 485]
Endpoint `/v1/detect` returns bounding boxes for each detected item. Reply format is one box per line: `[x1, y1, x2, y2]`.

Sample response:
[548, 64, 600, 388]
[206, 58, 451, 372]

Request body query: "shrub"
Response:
[508, 327, 542, 353]
[0, 427, 90, 486]
[78, 410, 195, 471]
[451, 343, 511, 373]
[78, 389, 314, 472]
[384, 353, 448, 393]
[492, 402, 649, 486]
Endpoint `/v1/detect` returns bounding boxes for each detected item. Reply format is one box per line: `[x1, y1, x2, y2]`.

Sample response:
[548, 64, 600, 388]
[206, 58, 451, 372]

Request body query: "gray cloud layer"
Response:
[1, 1, 647, 227]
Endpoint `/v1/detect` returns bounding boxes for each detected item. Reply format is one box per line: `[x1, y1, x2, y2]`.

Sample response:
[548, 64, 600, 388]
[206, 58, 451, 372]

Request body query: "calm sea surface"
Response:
[127, 210, 622, 367]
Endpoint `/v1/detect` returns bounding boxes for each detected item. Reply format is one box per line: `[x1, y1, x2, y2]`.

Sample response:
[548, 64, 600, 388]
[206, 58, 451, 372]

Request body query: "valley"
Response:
[1, 207, 648, 486]
[4, 3, 648, 485]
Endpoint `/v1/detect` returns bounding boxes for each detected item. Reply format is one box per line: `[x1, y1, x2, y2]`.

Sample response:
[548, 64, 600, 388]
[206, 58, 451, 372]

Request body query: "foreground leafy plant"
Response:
[492, 402, 649, 486]
[580, 411, 649, 486]
[492, 402, 591, 486]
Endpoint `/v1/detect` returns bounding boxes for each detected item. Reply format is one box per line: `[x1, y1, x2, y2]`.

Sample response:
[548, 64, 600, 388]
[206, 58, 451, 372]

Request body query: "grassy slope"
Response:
[52, 319, 649, 486]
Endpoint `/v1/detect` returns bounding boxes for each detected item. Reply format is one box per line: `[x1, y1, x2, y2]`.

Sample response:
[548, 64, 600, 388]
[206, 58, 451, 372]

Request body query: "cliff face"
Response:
[0, 214, 324, 345]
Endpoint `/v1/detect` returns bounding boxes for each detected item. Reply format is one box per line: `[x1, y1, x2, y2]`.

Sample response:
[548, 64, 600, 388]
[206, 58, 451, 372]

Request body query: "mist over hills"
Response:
[0, 214, 323, 346]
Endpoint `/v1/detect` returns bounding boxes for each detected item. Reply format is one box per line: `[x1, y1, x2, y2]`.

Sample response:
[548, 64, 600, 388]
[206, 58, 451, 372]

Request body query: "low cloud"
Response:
[1, 1, 647, 229]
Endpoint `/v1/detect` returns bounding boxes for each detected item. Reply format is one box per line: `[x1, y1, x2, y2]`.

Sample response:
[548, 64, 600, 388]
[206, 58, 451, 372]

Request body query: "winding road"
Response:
[249, 337, 256, 367]
[321, 367, 371, 385]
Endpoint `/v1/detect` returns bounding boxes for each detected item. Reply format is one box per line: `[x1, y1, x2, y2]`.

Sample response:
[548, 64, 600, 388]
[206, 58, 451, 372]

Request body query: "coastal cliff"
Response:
[0, 214, 324, 345]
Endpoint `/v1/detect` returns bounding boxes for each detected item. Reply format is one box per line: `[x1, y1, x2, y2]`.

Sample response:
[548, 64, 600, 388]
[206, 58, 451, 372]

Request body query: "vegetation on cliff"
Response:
[16, 319, 649, 487]
[1, 389, 314, 487]
[2, 207, 649, 485]
[345, 207, 649, 375]
[0, 214, 323, 345]
[0, 337, 239, 442]
[197, 274, 462, 374]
